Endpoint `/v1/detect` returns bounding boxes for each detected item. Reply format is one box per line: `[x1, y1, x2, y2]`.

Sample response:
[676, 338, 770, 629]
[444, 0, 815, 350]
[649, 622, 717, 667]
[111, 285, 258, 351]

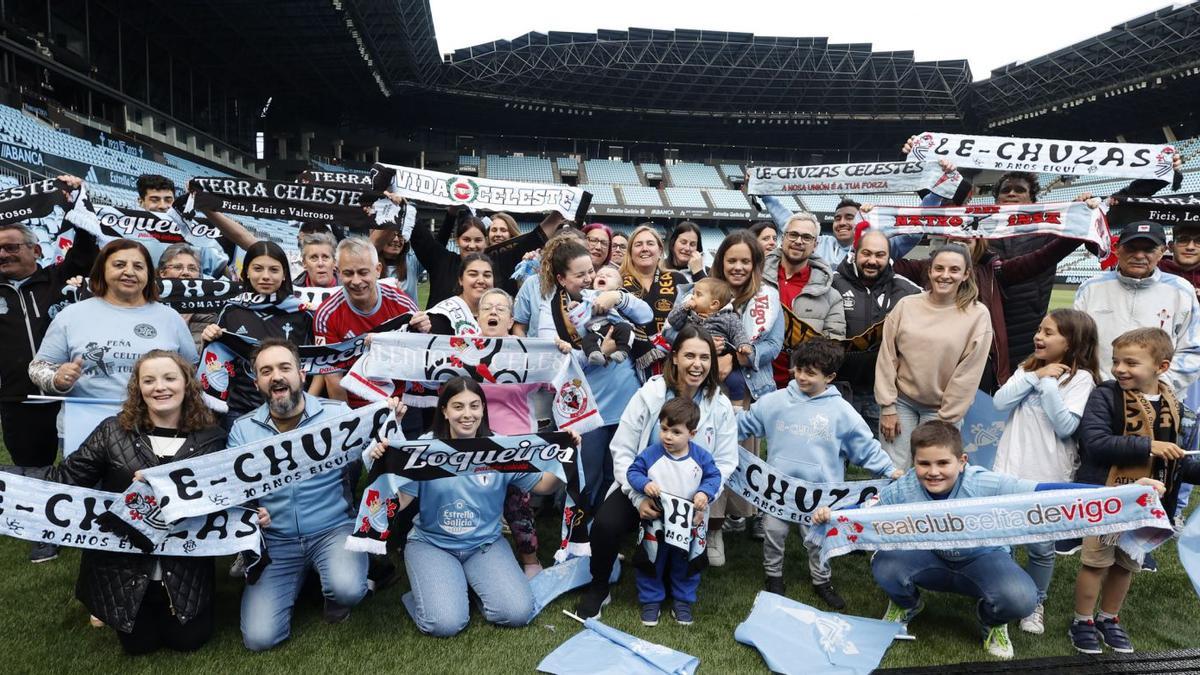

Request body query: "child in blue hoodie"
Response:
[737, 337, 902, 610]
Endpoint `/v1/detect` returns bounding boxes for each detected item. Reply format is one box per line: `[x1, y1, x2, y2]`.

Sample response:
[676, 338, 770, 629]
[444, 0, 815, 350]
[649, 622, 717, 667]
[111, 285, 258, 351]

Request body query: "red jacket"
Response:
[1159, 257, 1200, 290]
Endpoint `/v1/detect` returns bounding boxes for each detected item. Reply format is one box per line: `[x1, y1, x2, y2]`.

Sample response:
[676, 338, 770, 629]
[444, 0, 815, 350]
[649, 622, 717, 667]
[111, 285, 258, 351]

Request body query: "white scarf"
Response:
[428, 295, 482, 335]
[748, 160, 959, 198]
[907, 132, 1176, 181]
[739, 287, 781, 344]
[372, 162, 589, 223]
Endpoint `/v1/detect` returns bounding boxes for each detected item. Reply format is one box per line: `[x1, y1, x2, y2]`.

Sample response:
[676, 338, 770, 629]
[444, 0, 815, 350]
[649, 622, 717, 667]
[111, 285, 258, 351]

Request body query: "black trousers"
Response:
[0, 400, 59, 467]
[116, 582, 213, 656]
[581, 322, 634, 359]
[587, 489, 642, 591]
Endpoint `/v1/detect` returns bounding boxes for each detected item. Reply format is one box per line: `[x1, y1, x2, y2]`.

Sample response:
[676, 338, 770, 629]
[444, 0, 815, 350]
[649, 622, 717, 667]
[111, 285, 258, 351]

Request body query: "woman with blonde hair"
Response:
[620, 225, 689, 337]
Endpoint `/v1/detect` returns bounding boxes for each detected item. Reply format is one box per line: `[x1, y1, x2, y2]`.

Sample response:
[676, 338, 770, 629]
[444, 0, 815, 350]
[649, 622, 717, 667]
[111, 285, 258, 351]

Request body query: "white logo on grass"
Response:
[780, 606, 860, 656]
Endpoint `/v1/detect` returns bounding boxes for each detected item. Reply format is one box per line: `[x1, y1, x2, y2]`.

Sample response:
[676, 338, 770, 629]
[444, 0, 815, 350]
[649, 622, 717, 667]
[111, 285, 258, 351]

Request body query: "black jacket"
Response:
[213, 304, 313, 417]
[45, 417, 227, 633]
[830, 257, 921, 390]
[0, 231, 98, 401]
[989, 234, 1057, 368]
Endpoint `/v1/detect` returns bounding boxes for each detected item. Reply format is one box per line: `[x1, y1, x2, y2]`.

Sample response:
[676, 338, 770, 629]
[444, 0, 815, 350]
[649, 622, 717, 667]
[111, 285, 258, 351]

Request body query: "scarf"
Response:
[64, 184, 218, 247]
[184, 177, 398, 231]
[345, 432, 583, 554]
[636, 491, 708, 575]
[862, 201, 1112, 257]
[740, 288, 780, 344]
[907, 131, 1177, 181]
[1108, 194, 1200, 229]
[293, 285, 342, 309]
[748, 160, 959, 198]
[727, 448, 891, 525]
[1107, 384, 1181, 497]
[782, 309, 886, 354]
[98, 401, 396, 551]
[0, 178, 67, 225]
[625, 271, 680, 335]
[810, 483, 1173, 566]
[0, 471, 260, 557]
[428, 295, 482, 335]
[343, 332, 602, 434]
[224, 289, 306, 313]
[158, 278, 243, 313]
[550, 287, 586, 348]
[371, 162, 591, 223]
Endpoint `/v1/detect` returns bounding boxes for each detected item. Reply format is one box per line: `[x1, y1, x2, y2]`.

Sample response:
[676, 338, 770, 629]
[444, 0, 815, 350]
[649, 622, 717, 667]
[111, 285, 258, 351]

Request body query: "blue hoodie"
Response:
[737, 381, 895, 483]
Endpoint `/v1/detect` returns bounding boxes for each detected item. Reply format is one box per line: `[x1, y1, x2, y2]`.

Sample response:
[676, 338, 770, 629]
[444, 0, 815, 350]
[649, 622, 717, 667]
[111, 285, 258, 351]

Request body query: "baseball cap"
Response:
[1117, 221, 1166, 247]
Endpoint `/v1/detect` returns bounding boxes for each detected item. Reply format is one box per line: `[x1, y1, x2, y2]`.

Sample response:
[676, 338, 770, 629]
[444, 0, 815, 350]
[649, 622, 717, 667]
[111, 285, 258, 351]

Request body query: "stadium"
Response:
[1, 1, 1200, 672]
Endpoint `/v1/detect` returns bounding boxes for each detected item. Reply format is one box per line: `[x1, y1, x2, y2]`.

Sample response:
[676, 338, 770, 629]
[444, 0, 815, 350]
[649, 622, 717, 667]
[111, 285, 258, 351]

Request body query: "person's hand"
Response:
[555, 339, 572, 354]
[643, 482, 661, 498]
[53, 357, 84, 391]
[57, 174, 82, 198]
[1072, 191, 1094, 202]
[859, 203, 875, 214]
[938, 158, 956, 174]
[688, 250, 704, 274]
[737, 344, 753, 357]
[717, 353, 734, 382]
[1150, 440, 1186, 461]
[1173, 153, 1183, 172]
[522, 250, 539, 261]
[368, 440, 388, 461]
[593, 291, 621, 313]
[1034, 363, 1070, 380]
[408, 311, 431, 334]
[1084, 196, 1102, 210]
[132, 470, 145, 483]
[65, 275, 84, 289]
[256, 507, 272, 528]
[711, 335, 726, 354]
[889, 469, 905, 480]
[683, 297, 696, 311]
[385, 397, 406, 419]
[812, 507, 833, 525]
[880, 413, 900, 442]
[901, 135, 919, 155]
[383, 191, 405, 206]
[1135, 477, 1167, 496]
[638, 499, 662, 520]
[201, 324, 225, 343]
[564, 428, 581, 447]
[693, 492, 709, 512]
[599, 326, 618, 356]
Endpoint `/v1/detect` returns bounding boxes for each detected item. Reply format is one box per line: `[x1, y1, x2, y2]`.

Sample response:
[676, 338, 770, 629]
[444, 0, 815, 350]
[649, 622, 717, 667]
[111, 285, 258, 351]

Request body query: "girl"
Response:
[427, 253, 495, 335]
[488, 213, 518, 246]
[371, 227, 424, 302]
[664, 221, 707, 283]
[992, 308, 1100, 635]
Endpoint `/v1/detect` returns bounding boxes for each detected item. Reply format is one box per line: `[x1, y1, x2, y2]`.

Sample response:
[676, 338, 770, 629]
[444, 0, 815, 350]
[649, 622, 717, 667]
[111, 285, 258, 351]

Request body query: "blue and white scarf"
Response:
[727, 448, 891, 525]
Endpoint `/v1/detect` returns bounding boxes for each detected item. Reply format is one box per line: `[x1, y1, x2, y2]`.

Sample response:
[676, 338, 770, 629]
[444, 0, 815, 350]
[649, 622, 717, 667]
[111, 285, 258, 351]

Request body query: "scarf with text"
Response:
[748, 160, 960, 198]
[0, 471, 260, 557]
[64, 184, 218, 247]
[371, 162, 591, 223]
[185, 177, 397, 231]
[728, 448, 891, 525]
[428, 295, 482, 335]
[344, 432, 581, 554]
[158, 278, 244, 312]
[862, 201, 1111, 257]
[1109, 383, 1183, 515]
[98, 401, 396, 551]
[342, 332, 602, 433]
[739, 289, 781, 345]
[635, 491, 708, 576]
[783, 309, 886, 354]
[810, 483, 1173, 565]
[0, 178, 67, 225]
[1107, 193, 1200, 228]
[907, 131, 1177, 181]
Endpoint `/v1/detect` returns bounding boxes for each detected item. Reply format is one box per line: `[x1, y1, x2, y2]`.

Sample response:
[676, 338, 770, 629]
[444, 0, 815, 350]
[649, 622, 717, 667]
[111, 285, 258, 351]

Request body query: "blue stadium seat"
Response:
[583, 159, 641, 186]
[665, 162, 724, 189]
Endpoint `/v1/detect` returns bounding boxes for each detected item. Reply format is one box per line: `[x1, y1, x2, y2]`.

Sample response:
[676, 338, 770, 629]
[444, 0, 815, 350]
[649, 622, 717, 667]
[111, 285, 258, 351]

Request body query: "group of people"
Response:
[1, 149, 1198, 663]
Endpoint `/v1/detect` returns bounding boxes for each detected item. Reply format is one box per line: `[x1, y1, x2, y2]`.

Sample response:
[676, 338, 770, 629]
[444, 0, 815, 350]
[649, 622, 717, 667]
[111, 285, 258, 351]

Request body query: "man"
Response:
[762, 211, 846, 388]
[761, 196, 857, 266]
[1160, 223, 1200, 290]
[293, 231, 339, 288]
[233, 338, 370, 651]
[0, 175, 93, 564]
[136, 174, 228, 276]
[831, 229, 921, 433]
[1073, 221, 1200, 393]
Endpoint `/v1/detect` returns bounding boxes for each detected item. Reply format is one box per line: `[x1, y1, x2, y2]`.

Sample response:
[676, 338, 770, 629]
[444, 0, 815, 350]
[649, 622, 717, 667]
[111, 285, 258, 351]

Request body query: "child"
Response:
[736, 337, 903, 610]
[626, 398, 723, 627]
[573, 266, 640, 366]
[1070, 327, 1200, 655]
[668, 277, 752, 359]
[992, 309, 1100, 635]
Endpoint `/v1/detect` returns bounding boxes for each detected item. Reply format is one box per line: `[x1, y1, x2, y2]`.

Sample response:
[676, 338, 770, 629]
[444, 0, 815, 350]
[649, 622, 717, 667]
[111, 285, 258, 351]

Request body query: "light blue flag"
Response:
[60, 398, 123, 457]
[538, 617, 699, 675]
[735, 592, 901, 675]
[529, 557, 621, 617]
[1181, 511, 1200, 601]
[961, 390, 1004, 470]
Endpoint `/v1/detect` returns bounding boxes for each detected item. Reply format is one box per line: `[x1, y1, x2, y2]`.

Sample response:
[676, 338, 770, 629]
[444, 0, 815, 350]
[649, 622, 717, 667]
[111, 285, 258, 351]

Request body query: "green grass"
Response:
[1049, 284, 1077, 311]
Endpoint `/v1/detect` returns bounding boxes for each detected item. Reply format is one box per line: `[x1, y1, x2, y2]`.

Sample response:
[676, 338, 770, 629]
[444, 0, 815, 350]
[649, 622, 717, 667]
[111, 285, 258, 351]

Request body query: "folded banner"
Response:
[538, 617, 700, 675]
[727, 448, 890, 525]
[908, 131, 1176, 181]
[783, 311, 885, 353]
[0, 178, 68, 226]
[735, 592, 902, 675]
[0, 471, 261, 557]
[186, 176, 397, 231]
[158, 278, 243, 312]
[99, 401, 396, 551]
[528, 557, 621, 617]
[637, 491, 707, 572]
[343, 332, 602, 434]
[1107, 193, 1200, 228]
[863, 201, 1111, 257]
[371, 162, 591, 223]
[65, 184, 219, 245]
[345, 432, 581, 554]
[748, 160, 960, 198]
[810, 484, 1173, 565]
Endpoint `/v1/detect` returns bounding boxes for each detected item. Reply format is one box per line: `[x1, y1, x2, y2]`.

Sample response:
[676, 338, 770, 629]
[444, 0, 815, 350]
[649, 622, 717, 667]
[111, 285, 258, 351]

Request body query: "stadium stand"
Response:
[585, 184, 618, 204]
[719, 163, 745, 182]
[640, 163, 663, 180]
[484, 154, 555, 183]
[619, 185, 664, 206]
[582, 159, 642, 185]
[663, 187, 708, 209]
[707, 189, 753, 211]
[555, 156, 578, 173]
[666, 162, 725, 189]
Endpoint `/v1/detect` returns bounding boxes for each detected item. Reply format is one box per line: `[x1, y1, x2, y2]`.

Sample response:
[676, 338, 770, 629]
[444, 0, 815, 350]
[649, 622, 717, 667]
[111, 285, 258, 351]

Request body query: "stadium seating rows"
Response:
[665, 162, 726, 189]
[582, 159, 642, 186]
[484, 155, 555, 183]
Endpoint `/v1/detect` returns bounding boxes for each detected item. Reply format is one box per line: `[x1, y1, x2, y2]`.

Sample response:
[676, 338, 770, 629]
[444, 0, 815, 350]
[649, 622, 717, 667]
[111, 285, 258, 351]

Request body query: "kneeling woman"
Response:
[44, 350, 247, 654]
[369, 377, 573, 637]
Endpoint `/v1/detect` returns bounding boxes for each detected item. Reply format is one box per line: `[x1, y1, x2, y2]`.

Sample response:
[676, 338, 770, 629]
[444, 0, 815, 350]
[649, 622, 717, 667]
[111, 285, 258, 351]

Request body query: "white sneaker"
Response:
[982, 624, 1014, 659]
[1019, 604, 1045, 635]
[706, 529, 726, 567]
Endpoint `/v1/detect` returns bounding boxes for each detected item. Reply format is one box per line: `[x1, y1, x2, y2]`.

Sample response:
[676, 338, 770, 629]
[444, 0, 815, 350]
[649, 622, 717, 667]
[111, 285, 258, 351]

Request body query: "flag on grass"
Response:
[961, 390, 1004, 470]
[1181, 511, 1200, 601]
[734, 592, 901, 675]
[538, 617, 699, 675]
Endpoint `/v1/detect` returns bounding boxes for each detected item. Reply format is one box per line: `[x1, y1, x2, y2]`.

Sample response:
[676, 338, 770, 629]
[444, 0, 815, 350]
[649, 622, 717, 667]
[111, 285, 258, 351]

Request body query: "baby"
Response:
[572, 266, 642, 366]
[667, 277, 751, 357]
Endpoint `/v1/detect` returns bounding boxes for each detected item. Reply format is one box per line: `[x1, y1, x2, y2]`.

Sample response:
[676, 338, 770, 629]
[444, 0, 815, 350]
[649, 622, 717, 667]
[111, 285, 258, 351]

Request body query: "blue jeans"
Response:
[580, 424, 617, 510]
[881, 397, 956, 472]
[850, 390, 880, 439]
[403, 537, 534, 637]
[240, 522, 368, 651]
[871, 549, 1038, 628]
[1019, 541, 1055, 604]
[636, 546, 701, 604]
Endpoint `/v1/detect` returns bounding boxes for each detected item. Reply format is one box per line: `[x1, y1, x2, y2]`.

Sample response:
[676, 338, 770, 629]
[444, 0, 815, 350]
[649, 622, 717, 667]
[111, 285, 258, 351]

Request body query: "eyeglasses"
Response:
[0, 243, 34, 254]
[586, 237, 609, 247]
[162, 263, 201, 274]
[477, 303, 511, 313]
[783, 232, 816, 243]
[998, 184, 1031, 194]
[610, 242, 628, 251]
[1174, 234, 1200, 246]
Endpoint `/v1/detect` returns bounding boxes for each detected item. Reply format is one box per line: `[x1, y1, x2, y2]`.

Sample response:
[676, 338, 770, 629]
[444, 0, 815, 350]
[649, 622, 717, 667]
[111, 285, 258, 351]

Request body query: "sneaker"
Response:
[640, 602, 661, 626]
[671, 601, 694, 626]
[1019, 603, 1045, 635]
[723, 516, 747, 533]
[576, 585, 611, 620]
[982, 624, 1014, 659]
[1095, 616, 1134, 653]
[749, 516, 765, 541]
[609, 351, 627, 364]
[1055, 538, 1082, 556]
[323, 599, 352, 624]
[29, 542, 59, 564]
[1069, 619, 1103, 654]
[706, 529, 725, 567]
[812, 582, 846, 610]
[587, 352, 606, 366]
[228, 552, 246, 578]
[764, 575, 786, 596]
[882, 599, 924, 630]
[1140, 552, 1157, 573]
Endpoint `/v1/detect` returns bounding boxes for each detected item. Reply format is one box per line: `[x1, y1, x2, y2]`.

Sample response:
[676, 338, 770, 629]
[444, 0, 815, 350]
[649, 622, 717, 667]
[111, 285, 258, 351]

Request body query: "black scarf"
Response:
[0, 178, 67, 225]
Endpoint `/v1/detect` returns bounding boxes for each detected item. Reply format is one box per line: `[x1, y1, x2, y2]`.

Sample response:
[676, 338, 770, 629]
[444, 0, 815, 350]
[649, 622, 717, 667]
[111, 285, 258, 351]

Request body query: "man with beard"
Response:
[232, 338, 369, 651]
[831, 229, 921, 434]
[761, 196, 858, 266]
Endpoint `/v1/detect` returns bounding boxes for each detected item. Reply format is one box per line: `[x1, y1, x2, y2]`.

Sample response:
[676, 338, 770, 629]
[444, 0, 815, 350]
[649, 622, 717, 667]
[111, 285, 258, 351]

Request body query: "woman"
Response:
[582, 223, 613, 271]
[427, 253, 494, 336]
[875, 244, 993, 470]
[609, 232, 629, 268]
[575, 326, 739, 618]
[201, 241, 314, 423]
[512, 230, 585, 337]
[749, 221, 778, 256]
[664, 221, 707, 283]
[158, 242, 213, 352]
[619, 225, 689, 337]
[31, 240, 198, 410]
[293, 231, 339, 288]
[368, 377, 570, 637]
[371, 226, 423, 302]
[488, 212, 518, 246]
[43, 350, 250, 654]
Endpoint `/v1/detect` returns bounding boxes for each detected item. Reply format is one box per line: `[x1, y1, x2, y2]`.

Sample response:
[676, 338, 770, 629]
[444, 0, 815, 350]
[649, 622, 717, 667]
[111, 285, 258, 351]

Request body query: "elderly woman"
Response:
[157, 242, 214, 351]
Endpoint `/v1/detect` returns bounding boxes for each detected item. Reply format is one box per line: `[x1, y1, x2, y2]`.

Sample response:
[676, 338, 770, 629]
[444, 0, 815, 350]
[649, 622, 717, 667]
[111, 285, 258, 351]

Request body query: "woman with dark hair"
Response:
[748, 221, 778, 256]
[31, 240, 197, 422]
[664, 221, 708, 284]
[371, 226, 423, 301]
[575, 326, 739, 619]
[609, 232, 629, 268]
[364, 377, 574, 637]
[40, 350, 253, 654]
[427, 252, 495, 336]
[201, 240, 314, 422]
[582, 223, 613, 271]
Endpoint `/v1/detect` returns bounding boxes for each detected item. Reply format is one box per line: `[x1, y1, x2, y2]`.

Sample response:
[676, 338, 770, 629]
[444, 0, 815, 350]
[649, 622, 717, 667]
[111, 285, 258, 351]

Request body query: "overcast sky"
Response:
[430, 0, 1187, 81]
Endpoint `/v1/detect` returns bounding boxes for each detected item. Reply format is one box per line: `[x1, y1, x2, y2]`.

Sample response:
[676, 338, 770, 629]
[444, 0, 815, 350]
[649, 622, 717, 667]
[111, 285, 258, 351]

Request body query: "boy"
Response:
[1070, 327, 1200, 654]
[626, 398, 723, 627]
[736, 337, 903, 610]
[668, 277, 752, 358]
